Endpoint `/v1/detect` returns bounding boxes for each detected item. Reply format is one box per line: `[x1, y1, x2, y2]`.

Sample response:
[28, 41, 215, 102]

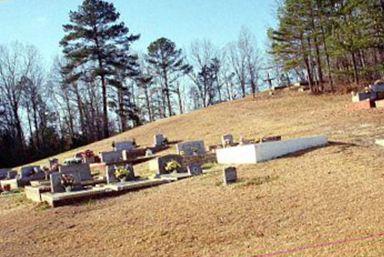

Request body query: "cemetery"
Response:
[349, 80, 384, 110]
[0, 132, 332, 207]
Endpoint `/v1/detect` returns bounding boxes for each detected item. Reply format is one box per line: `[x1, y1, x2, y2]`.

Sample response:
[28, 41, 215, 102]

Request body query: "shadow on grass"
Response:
[281, 141, 357, 159]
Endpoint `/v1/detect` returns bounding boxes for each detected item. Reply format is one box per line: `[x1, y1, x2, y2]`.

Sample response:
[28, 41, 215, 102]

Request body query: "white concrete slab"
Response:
[216, 135, 328, 164]
[375, 139, 384, 147]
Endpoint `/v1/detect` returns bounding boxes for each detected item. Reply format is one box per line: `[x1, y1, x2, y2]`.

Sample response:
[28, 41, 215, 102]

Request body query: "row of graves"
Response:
[349, 79, 384, 110]
[0, 132, 328, 207]
[0, 134, 217, 207]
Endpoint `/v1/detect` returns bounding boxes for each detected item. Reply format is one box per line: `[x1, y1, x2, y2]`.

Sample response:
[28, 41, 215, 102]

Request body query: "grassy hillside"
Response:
[2, 90, 384, 257]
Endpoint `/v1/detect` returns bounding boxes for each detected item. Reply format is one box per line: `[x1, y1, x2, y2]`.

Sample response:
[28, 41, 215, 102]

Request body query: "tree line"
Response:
[0, 0, 262, 167]
[268, 0, 384, 93]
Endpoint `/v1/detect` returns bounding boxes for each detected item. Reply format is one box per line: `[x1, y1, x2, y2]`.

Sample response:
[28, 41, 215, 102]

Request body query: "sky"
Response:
[0, 0, 278, 67]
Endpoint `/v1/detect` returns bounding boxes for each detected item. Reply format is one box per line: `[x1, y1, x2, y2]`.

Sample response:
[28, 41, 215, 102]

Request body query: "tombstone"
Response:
[352, 92, 372, 103]
[7, 170, 17, 179]
[187, 164, 203, 176]
[99, 150, 126, 164]
[50, 172, 82, 193]
[223, 167, 237, 185]
[145, 149, 154, 157]
[114, 141, 135, 151]
[0, 169, 10, 180]
[20, 166, 45, 183]
[49, 158, 59, 170]
[106, 164, 135, 184]
[154, 134, 165, 147]
[221, 134, 234, 147]
[149, 154, 185, 175]
[176, 141, 206, 156]
[59, 163, 92, 181]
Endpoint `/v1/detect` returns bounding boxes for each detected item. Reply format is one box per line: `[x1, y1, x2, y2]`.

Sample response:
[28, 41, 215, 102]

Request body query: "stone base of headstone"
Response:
[223, 167, 237, 185]
[41, 187, 112, 207]
[25, 185, 51, 203]
[348, 100, 375, 111]
[105, 178, 168, 191]
[375, 100, 384, 109]
[0, 178, 19, 190]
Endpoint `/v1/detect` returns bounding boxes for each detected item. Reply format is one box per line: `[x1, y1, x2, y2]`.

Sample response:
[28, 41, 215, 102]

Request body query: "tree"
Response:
[60, 0, 139, 138]
[146, 38, 192, 117]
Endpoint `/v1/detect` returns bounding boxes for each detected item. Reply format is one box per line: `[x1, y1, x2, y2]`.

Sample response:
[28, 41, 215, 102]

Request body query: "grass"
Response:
[2, 90, 384, 257]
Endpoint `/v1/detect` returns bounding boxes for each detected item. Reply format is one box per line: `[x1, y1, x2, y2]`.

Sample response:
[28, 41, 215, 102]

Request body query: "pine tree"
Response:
[60, 0, 139, 138]
[146, 38, 192, 117]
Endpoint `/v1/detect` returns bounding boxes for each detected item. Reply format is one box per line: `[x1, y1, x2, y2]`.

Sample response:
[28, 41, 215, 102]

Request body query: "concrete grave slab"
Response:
[105, 179, 168, 191]
[216, 135, 328, 164]
[59, 163, 92, 181]
[41, 187, 112, 207]
[176, 140, 206, 156]
[375, 139, 384, 147]
[25, 185, 51, 203]
[0, 178, 19, 190]
[349, 100, 375, 111]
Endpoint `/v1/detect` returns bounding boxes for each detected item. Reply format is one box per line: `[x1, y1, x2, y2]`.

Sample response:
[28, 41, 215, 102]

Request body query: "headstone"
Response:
[0, 169, 10, 180]
[145, 149, 154, 157]
[20, 166, 45, 183]
[154, 134, 165, 147]
[352, 92, 372, 103]
[114, 141, 135, 151]
[221, 134, 234, 147]
[223, 167, 237, 185]
[99, 150, 126, 164]
[106, 164, 135, 184]
[7, 170, 17, 179]
[176, 140, 206, 156]
[149, 154, 185, 175]
[187, 164, 203, 176]
[49, 158, 59, 169]
[50, 172, 82, 193]
[59, 163, 92, 181]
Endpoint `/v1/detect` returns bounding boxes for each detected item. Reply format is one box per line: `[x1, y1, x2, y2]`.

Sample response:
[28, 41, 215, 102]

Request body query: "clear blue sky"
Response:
[0, 0, 277, 66]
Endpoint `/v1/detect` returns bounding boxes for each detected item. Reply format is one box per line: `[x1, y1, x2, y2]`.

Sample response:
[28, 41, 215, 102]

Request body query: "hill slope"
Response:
[2, 91, 384, 257]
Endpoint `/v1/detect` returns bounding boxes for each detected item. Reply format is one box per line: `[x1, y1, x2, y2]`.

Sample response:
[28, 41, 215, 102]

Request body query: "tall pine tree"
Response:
[60, 0, 139, 138]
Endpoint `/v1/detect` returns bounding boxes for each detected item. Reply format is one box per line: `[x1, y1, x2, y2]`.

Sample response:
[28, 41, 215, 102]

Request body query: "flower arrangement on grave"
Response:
[114, 166, 134, 182]
[165, 160, 181, 173]
[60, 174, 75, 192]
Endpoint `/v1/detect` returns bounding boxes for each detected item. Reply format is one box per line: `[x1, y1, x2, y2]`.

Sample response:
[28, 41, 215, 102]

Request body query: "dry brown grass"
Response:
[2, 91, 384, 257]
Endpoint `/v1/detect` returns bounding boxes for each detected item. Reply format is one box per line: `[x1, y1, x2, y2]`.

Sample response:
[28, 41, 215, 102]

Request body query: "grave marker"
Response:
[176, 140, 206, 156]
[149, 154, 185, 175]
[223, 167, 237, 185]
[114, 141, 135, 151]
[59, 163, 92, 181]
[187, 164, 203, 176]
[221, 134, 234, 147]
[50, 172, 82, 193]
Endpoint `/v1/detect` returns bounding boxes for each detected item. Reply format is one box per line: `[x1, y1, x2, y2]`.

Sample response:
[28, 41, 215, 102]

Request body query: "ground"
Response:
[1, 90, 384, 257]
